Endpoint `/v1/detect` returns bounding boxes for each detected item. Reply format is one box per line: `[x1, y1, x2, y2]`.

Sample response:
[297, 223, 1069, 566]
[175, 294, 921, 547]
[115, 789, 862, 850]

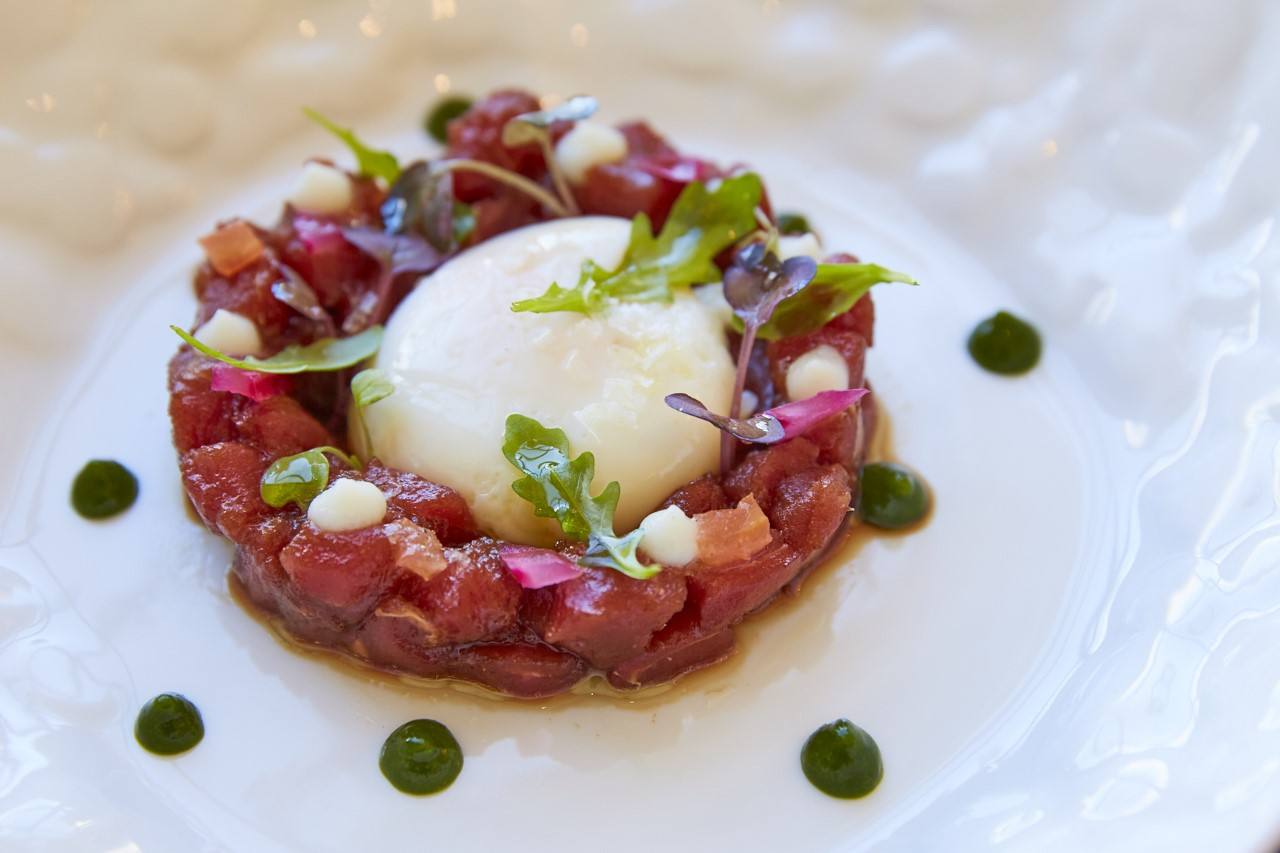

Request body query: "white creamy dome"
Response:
[360, 216, 735, 545]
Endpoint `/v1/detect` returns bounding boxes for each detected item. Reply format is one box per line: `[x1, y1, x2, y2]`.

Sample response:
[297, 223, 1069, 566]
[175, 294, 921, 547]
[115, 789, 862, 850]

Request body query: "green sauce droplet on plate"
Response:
[135, 693, 204, 756]
[380, 719, 463, 795]
[858, 462, 930, 530]
[801, 718, 883, 799]
[968, 310, 1041, 375]
[425, 96, 474, 144]
[775, 211, 811, 236]
[71, 459, 139, 519]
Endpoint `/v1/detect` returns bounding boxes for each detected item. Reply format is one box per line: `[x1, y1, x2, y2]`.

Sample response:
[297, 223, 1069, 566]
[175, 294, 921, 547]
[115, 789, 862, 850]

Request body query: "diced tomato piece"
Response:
[695, 496, 773, 567]
[198, 220, 263, 276]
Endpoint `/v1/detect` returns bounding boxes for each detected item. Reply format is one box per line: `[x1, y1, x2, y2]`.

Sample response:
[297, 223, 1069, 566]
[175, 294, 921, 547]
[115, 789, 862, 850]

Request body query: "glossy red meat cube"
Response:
[362, 462, 478, 545]
[279, 524, 395, 625]
[685, 539, 803, 632]
[179, 441, 271, 540]
[390, 539, 522, 646]
[770, 464, 852, 555]
[523, 567, 688, 669]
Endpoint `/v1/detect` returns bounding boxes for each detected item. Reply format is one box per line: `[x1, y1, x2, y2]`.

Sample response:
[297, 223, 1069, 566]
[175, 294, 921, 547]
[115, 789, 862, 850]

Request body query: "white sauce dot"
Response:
[288, 162, 353, 215]
[777, 232, 824, 260]
[194, 308, 263, 357]
[692, 283, 734, 327]
[740, 390, 759, 417]
[785, 344, 850, 401]
[554, 121, 628, 184]
[638, 505, 699, 567]
[308, 478, 387, 532]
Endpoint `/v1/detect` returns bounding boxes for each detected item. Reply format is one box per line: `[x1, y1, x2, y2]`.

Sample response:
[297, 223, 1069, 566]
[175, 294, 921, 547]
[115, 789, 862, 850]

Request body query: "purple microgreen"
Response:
[664, 388, 869, 447]
[381, 162, 475, 254]
[500, 94, 596, 216]
[664, 393, 785, 444]
[718, 243, 817, 472]
[339, 227, 442, 333]
[268, 255, 336, 336]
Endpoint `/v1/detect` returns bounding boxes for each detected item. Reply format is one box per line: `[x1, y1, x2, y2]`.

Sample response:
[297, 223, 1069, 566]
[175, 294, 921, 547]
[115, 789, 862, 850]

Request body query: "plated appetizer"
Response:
[166, 89, 919, 700]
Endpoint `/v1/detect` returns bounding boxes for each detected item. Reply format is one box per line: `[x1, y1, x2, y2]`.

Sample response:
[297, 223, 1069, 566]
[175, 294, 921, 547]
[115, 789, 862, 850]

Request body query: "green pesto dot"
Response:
[71, 460, 139, 520]
[135, 693, 204, 756]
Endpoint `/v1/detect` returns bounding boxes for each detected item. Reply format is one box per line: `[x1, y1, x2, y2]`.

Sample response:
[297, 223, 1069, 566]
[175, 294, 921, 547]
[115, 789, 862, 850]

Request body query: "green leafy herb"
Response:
[501, 414, 660, 580]
[260, 446, 357, 509]
[171, 325, 383, 374]
[424, 96, 473, 144]
[351, 368, 394, 408]
[351, 368, 394, 457]
[303, 108, 401, 183]
[775, 211, 812, 236]
[748, 263, 917, 341]
[511, 173, 763, 315]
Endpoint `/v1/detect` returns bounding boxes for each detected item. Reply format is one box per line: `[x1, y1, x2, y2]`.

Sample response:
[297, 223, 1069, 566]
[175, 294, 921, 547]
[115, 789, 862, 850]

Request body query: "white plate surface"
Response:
[1, 1, 1278, 851]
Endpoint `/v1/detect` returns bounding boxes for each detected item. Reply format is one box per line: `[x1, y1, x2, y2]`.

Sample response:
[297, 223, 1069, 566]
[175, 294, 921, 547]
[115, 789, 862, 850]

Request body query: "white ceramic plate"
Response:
[3, 1, 1279, 851]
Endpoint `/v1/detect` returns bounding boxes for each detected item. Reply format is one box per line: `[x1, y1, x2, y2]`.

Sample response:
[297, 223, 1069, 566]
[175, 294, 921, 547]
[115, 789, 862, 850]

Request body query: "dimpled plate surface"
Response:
[1, 1, 1278, 851]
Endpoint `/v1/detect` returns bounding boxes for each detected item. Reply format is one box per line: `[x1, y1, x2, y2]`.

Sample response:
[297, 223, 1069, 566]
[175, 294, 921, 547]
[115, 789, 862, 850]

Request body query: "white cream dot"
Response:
[785, 344, 849, 401]
[194, 309, 263, 357]
[308, 479, 387, 532]
[638, 505, 699, 567]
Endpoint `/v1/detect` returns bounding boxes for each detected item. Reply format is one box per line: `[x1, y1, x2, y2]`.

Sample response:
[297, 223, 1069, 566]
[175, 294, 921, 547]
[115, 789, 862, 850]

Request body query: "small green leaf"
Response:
[260, 446, 356, 509]
[171, 325, 383, 374]
[303, 108, 401, 183]
[425, 95, 473, 144]
[351, 368, 394, 408]
[501, 414, 660, 580]
[750, 263, 917, 341]
[511, 173, 763, 315]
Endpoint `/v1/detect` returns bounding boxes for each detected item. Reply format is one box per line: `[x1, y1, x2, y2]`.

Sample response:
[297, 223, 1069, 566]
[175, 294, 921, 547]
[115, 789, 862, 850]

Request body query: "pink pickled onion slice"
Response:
[294, 216, 348, 256]
[634, 155, 722, 185]
[766, 388, 869, 439]
[499, 545, 584, 589]
[210, 364, 292, 401]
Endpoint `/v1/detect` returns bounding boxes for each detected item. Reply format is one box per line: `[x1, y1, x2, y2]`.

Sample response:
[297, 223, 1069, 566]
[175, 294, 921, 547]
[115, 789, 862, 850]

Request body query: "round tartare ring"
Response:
[168, 89, 883, 698]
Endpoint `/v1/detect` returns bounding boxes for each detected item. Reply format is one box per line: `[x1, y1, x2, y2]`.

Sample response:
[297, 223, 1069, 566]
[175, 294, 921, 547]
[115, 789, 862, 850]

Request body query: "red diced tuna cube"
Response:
[179, 441, 272, 540]
[607, 618, 736, 690]
[685, 540, 803, 632]
[232, 396, 333, 458]
[523, 567, 688, 669]
[770, 464, 852, 555]
[279, 525, 395, 624]
[392, 539, 521, 645]
[364, 462, 478, 545]
[660, 474, 731, 516]
[723, 439, 821, 515]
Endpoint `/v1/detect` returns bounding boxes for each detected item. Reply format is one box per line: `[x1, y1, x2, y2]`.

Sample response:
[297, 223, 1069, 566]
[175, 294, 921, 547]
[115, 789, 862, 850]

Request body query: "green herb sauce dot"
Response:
[71, 459, 139, 519]
[379, 719, 463, 795]
[135, 693, 204, 756]
[775, 211, 812, 236]
[858, 462, 930, 530]
[801, 719, 883, 799]
[967, 310, 1041, 375]
[425, 96, 473, 144]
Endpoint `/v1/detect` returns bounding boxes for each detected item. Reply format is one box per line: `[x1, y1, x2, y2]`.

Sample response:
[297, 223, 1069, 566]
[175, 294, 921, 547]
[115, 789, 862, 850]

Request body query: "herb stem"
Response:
[722, 324, 758, 474]
[536, 137, 581, 216]
[433, 159, 570, 218]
